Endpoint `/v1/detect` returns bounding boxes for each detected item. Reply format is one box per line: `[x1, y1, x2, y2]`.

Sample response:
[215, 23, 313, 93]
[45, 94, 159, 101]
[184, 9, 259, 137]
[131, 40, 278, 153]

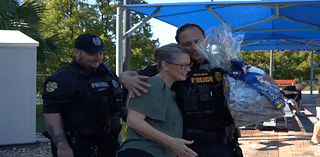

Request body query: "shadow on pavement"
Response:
[297, 114, 314, 133]
[257, 141, 292, 151]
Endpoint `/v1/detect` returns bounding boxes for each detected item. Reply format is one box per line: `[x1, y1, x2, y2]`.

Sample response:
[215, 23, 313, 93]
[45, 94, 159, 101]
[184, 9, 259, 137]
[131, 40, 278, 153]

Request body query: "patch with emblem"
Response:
[112, 80, 119, 88]
[46, 81, 58, 92]
[215, 72, 222, 82]
[92, 37, 101, 46]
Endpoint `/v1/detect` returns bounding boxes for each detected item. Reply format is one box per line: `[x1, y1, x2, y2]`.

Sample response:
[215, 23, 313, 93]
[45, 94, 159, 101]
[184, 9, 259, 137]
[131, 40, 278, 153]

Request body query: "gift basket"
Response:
[195, 25, 285, 128]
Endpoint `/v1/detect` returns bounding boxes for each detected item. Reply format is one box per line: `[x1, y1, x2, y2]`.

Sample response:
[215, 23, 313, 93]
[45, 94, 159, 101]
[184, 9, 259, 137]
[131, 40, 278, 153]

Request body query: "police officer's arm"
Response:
[119, 71, 150, 98]
[282, 90, 299, 95]
[44, 113, 73, 157]
[127, 109, 198, 157]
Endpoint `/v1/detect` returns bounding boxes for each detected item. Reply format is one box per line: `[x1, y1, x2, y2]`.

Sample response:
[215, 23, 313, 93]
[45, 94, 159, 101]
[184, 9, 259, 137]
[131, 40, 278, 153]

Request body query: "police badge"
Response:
[112, 80, 119, 88]
[215, 72, 222, 82]
[92, 37, 101, 46]
[46, 81, 58, 92]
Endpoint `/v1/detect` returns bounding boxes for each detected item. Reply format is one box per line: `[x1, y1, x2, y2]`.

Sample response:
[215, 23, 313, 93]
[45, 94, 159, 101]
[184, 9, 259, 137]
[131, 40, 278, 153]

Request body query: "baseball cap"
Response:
[75, 33, 108, 54]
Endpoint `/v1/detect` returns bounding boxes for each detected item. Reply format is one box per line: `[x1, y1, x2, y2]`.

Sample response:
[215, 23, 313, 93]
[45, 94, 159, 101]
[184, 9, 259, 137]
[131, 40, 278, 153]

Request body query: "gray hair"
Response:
[153, 43, 187, 70]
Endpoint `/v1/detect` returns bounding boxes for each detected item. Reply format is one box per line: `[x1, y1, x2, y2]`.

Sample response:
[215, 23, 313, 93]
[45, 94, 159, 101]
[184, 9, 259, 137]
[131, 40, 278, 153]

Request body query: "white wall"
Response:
[0, 30, 38, 145]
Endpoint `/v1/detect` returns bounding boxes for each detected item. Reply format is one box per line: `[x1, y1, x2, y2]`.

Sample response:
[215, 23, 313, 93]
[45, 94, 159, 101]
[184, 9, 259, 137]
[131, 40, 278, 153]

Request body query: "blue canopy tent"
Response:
[116, 0, 320, 93]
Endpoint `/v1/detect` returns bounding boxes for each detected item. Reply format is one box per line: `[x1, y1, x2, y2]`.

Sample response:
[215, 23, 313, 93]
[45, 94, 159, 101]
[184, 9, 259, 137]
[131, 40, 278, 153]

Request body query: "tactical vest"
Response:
[64, 64, 124, 137]
[174, 68, 233, 130]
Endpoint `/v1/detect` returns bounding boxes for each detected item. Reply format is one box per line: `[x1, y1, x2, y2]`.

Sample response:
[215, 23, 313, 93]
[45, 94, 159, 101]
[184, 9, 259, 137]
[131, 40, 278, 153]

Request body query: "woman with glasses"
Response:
[117, 43, 197, 157]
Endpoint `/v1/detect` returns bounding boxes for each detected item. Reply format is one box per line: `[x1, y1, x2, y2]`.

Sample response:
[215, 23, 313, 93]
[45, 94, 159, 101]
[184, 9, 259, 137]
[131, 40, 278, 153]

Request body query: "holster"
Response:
[67, 131, 80, 151]
[231, 136, 243, 157]
[228, 127, 243, 157]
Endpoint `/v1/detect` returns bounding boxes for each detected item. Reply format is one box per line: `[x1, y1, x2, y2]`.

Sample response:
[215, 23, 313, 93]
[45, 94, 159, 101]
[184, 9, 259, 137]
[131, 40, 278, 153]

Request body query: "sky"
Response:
[145, 0, 211, 46]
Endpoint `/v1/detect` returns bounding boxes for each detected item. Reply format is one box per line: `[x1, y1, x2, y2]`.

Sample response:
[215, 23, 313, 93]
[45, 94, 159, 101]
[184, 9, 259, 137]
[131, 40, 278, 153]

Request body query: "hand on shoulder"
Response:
[119, 71, 150, 98]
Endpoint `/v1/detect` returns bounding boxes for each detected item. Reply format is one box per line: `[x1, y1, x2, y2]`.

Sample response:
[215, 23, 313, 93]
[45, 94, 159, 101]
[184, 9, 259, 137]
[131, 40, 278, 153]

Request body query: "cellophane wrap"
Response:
[224, 76, 285, 127]
[196, 25, 285, 127]
[196, 25, 244, 71]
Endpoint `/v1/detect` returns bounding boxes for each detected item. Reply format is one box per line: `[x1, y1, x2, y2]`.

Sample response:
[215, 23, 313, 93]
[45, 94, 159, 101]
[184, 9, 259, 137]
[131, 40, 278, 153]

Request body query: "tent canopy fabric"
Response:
[119, 0, 320, 50]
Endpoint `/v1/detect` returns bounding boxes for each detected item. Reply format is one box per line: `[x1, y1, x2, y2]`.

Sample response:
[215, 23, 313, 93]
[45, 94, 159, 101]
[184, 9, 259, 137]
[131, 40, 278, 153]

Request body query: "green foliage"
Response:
[38, 0, 158, 73]
[239, 50, 320, 81]
[1, 0, 158, 74]
[37, 75, 50, 95]
[239, 50, 270, 73]
[0, 0, 64, 74]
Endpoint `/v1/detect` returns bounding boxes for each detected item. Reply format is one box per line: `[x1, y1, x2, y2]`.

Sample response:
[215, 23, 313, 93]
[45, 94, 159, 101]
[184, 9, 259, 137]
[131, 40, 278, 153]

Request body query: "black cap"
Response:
[75, 33, 108, 54]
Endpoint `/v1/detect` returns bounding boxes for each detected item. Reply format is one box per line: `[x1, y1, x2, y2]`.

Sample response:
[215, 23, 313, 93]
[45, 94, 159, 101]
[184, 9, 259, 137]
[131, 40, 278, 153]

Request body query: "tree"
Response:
[239, 49, 320, 81]
[239, 50, 270, 73]
[38, 0, 158, 73]
[0, 0, 63, 74]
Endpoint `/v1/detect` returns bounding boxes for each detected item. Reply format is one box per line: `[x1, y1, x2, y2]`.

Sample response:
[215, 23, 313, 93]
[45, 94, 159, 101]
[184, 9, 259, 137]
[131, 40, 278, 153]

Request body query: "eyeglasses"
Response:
[166, 61, 193, 70]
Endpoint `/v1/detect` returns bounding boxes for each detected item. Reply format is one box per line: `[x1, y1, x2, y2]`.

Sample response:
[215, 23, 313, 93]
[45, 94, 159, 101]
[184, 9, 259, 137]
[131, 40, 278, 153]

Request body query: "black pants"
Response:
[118, 148, 154, 157]
[189, 141, 238, 157]
[51, 138, 119, 157]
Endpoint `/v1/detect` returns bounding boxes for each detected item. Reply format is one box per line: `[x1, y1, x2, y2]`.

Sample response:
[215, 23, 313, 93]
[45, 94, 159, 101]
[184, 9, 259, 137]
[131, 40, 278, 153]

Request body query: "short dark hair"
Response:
[175, 23, 205, 44]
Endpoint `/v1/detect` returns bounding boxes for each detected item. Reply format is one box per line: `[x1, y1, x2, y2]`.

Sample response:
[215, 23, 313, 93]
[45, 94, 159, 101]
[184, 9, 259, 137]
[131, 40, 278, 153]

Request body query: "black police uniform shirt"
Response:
[42, 60, 120, 118]
[137, 61, 233, 130]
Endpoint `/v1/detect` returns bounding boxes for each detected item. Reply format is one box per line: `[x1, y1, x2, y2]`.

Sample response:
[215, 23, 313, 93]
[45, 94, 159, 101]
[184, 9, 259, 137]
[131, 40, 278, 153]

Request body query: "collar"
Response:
[191, 60, 209, 70]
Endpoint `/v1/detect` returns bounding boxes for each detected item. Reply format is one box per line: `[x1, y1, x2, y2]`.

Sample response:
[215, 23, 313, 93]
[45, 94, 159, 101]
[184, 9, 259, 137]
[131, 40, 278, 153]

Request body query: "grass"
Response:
[36, 105, 46, 133]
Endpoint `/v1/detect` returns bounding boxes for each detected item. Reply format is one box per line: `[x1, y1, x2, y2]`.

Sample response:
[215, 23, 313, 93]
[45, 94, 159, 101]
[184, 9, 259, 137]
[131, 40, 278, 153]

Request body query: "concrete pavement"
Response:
[238, 93, 320, 157]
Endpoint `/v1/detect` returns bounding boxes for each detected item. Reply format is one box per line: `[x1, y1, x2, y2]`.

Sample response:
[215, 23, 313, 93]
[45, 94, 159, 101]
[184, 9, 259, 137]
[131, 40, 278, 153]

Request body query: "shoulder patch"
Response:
[46, 81, 58, 92]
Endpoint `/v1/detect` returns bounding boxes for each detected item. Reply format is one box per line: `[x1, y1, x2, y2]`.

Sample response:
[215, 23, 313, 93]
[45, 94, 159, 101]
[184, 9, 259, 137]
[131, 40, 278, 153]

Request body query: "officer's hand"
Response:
[57, 144, 74, 157]
[119, 71, 150, 98]
[168, 138, 198, 157]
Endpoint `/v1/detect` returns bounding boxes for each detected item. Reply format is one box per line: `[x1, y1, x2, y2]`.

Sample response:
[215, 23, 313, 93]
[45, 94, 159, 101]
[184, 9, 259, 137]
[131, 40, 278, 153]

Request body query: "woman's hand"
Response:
[127, 109, 198, 156]
[167, 138, 198, 157]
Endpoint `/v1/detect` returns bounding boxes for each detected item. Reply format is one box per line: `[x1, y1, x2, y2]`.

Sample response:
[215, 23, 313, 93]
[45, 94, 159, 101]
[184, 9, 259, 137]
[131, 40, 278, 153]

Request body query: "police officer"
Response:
[119, 23, 243, 157]
[43, 33, 126, 157]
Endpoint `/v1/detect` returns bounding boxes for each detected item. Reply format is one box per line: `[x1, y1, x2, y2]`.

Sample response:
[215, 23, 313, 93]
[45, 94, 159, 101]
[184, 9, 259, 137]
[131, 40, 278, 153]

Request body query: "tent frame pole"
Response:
[310, 46, 315, 95]
[311, 47, 320, 95]
[206, 6, 231, 29]
[116, 7, 161, 75]
[124, 8, 161, 39]
[234, 4, 320, 32]
[116, 7, 124, 76]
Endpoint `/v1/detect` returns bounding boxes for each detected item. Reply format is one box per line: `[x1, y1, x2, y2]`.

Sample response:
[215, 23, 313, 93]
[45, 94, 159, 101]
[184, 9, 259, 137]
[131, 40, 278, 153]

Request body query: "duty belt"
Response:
[204, 130, 218, 141]
[185, 126, 236, 145]
[185, 129, 218, 143]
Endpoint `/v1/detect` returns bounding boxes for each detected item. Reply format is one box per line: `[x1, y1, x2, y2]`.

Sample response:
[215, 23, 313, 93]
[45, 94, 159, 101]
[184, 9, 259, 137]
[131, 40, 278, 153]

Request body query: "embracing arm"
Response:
[126, 109, 197, 157]
[119, 71, 151, 98]
[44, 113, 73, 157]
